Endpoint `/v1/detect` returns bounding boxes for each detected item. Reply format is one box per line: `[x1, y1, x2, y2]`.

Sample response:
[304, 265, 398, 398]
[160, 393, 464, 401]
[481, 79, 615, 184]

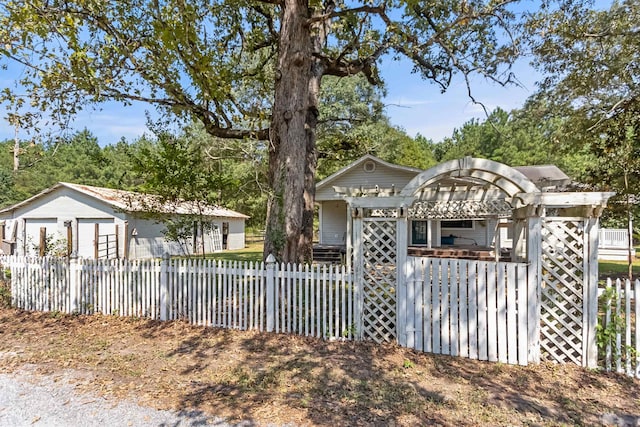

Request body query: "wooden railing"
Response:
[599, 228, 630, 248]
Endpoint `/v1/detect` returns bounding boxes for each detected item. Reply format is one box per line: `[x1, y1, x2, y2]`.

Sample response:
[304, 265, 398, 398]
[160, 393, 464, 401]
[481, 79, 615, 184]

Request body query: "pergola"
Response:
[340, 157, 613, 367]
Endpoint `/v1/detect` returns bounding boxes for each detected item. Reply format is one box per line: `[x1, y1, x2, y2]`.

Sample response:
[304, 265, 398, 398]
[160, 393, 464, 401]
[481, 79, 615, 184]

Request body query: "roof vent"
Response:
[363, 160, 376, 173]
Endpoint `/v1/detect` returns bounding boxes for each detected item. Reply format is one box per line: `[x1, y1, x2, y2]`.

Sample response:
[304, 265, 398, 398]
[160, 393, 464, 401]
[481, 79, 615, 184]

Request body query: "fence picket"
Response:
[616, 279, 622, 374]
[625, 278, 631, 376]
[496, 263, 507, 364]
[450, 259, 459, 357]
[506, 263, 517, 365]
[432, 259, 441, 354]
[458, 260, 469, 358]
[4, 254, 638, 377]
[477, 262, 488, 361]
[635, 280, 639, 379]
[441, 259, 450, 355]
[423, 258, 432, 353]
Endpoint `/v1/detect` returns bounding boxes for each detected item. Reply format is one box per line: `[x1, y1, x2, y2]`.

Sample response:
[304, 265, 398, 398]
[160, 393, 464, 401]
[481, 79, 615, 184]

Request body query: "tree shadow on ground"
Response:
[2, 307, 639, 426]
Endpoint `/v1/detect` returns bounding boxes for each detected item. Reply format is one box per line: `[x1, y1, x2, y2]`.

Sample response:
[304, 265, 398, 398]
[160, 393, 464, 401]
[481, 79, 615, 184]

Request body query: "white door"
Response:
[77, 218, 116, 258]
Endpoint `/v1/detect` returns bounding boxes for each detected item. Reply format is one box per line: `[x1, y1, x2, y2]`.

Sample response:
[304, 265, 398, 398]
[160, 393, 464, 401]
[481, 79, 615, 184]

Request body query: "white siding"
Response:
[128, 217, 175, 259]
[316, 162, 419, 201]
[223, 218, 246, 250]
[10, 187, 124, 220]
[127, 216, 246, 258]
[316, 159, 419, 246]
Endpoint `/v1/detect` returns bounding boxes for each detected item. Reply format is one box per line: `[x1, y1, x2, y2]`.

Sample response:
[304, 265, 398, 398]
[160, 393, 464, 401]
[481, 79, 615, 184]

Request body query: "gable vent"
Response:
[363, 160, 376, 173]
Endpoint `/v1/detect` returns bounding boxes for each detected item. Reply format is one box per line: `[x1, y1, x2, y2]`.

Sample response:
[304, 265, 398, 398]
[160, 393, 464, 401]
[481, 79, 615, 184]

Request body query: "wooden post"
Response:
[526, 212, 542, 363]
[94, 223, 99, 259]
[123, 221, 129, 259]
[69, 253, 79, 314]
[115, 224, 119, 259]
[39, 227, 46, 257]
[352, 209, 363, 340]
[64, 220, 73, 257]
[345, 204, 352, 270]
[160, 253, 170, 321]
[584, 215, 600, 368]
[512, 219, 527, 262]
[396, 207, 409, 347]
[265, 253, 276, 332]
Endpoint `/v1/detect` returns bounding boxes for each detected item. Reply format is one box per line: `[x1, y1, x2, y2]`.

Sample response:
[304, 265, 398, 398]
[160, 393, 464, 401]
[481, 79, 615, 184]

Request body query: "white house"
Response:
[316, 155, 631, 260]
[0, 182, 249, 259]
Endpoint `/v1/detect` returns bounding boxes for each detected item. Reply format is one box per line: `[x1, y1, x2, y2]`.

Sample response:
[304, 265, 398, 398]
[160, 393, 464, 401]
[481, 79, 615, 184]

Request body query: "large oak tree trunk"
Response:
[264, 0, 320, 263]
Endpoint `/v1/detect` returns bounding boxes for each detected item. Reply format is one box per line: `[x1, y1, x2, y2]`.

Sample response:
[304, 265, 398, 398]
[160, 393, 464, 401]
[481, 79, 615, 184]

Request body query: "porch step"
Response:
[312, 246, 344, 264]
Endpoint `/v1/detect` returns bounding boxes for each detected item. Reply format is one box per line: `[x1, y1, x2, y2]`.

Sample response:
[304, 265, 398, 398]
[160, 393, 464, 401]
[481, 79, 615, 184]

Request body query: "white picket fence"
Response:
[2, 255, 354, 340]
[401, 257, 531, 366]
[2, 255, 638, 378]
[600, 278, 640, 378]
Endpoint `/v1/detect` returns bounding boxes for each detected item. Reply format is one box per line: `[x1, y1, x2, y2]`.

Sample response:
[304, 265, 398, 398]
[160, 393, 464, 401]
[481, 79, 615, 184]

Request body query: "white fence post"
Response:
[265, 254, 276, 332]
[68, 253, 79, 314]
[160, 253, 170, 321]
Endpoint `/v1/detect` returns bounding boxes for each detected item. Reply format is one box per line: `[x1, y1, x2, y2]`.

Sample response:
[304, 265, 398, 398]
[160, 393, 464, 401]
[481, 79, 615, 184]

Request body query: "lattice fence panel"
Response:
[540, 219, 585, 364]
[361, 219, 397, 343]
[409, 200, 513, 219]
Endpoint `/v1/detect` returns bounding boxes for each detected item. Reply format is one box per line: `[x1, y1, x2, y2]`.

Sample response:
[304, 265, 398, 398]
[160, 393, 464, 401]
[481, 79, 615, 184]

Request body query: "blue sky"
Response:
[0, 61, 538, 146]
[381, 58, 538, 141]
[0, 49, 539, 147]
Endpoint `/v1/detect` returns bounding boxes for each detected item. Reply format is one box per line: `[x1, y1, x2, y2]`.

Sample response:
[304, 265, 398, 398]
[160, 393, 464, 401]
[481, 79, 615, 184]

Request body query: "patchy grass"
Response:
[205, 242, 264, 263]
[599, 257, 640, 280]
[1, 308, 639, 426]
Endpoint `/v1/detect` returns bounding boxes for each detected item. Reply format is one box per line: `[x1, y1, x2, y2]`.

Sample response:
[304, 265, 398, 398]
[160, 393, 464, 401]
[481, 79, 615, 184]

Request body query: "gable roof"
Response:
[317, 155, 574, 194]
[316, 154, 424, 191]
[0, 182, 249, 219]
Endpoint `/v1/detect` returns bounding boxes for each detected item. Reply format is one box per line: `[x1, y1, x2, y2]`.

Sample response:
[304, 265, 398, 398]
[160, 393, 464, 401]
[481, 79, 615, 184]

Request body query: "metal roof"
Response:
[0, 182, 250, 219]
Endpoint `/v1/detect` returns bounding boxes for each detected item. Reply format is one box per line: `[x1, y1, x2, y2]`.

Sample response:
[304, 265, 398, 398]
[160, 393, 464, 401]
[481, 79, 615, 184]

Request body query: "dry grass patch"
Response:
[1, 307, 639, 426]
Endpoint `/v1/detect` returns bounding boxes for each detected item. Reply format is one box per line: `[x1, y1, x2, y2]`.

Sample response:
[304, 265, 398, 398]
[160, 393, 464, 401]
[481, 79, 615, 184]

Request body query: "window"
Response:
[411, 220, 428, 245]
[441, 220, 474, 229]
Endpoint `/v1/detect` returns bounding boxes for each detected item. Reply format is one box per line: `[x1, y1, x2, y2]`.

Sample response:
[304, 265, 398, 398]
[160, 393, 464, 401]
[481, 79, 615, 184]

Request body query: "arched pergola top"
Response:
[400, 157, 540, 199]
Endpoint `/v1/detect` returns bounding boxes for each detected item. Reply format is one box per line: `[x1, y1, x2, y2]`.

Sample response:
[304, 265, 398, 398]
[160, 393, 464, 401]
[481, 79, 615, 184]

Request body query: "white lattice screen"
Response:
[540, 218, 586, 364]
[361, 218, 397, 343]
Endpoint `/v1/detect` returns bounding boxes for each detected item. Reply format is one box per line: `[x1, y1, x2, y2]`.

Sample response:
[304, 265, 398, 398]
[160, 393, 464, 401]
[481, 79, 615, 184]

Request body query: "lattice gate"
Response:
[540, 218, 587, 364]
[359, 216, 398, 343]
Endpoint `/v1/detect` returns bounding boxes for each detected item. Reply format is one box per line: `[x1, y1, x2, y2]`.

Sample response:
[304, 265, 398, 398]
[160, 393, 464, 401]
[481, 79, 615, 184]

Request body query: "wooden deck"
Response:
[408, 245, 509, 261]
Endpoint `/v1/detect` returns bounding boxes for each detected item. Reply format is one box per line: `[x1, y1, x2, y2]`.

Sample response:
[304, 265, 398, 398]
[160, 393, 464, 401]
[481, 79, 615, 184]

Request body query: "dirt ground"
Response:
[1, 307, 639, 427]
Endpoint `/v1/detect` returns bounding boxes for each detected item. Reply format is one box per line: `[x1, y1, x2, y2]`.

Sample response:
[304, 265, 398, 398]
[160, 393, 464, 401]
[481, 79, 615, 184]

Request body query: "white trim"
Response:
[400, 157, 539, 198]
[316, 154, 422, 192]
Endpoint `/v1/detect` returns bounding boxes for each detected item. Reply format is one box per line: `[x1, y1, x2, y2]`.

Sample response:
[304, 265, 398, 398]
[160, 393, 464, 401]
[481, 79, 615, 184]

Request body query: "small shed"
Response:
[0, 182, 249, 259]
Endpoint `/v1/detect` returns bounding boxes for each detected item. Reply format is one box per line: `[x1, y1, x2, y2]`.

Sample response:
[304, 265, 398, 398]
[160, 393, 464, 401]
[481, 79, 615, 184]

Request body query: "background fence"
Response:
[600, 278, 639, 378]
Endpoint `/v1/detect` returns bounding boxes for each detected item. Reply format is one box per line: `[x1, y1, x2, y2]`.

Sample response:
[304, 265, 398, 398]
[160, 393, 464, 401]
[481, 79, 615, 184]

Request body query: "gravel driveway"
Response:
[0, 366, 232, 427]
